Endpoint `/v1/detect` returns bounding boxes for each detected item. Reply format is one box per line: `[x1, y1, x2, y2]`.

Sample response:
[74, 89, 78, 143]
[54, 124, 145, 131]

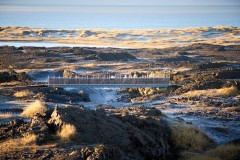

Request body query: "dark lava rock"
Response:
[28, 114, 50, 144]
[216, 69, 240, 79]
[9, 118, 24, 126]
[48, 106, 170, 159]
[72, 47, 96, 55]
[0, 118, 26, 140]
[32, 87, 90, 103]
[0, 69, 31, 83]
[173, 80, 225, 94]
[198, 62, 227, 70]
[78, 144, 123, 160]
[84, 52, 137, 61]
[158, 55, 193, 63]
[0, 46, 23, 54]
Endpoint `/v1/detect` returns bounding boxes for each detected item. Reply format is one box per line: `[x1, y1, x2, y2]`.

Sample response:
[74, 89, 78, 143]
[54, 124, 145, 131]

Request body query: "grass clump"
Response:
[14, 90, 33, 98]
[0, 133, 37, 153]
[83, 63, 97, 69]
[58, 124, 77, 140]
[170, 125, 214, 152]
[181, 86, 238, 98]
[189, 144, 240, 160]
[21, 133, 37, 145]
[21, 100, 48, 118]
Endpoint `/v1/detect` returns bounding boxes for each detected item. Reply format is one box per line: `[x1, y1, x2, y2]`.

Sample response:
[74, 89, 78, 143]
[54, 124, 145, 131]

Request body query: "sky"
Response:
[0, 0, 239, 29]
[1, 0, 240, 6]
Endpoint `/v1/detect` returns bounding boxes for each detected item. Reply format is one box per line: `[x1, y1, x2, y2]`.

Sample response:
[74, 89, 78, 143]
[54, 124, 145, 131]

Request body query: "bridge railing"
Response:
[48, 77, 170, 87]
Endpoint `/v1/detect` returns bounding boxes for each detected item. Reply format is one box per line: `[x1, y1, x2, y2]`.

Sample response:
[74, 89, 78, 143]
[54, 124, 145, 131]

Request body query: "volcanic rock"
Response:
[48, 106, 170, 159]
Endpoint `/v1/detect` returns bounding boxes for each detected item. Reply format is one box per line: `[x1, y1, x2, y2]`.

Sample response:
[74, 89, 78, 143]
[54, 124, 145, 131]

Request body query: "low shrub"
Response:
[170, 125, 214, 152]
[21, 100, 48, 118]
[181, 86, 238, 98]
[14, 90, 33, 98]
[57, 124, 76, 140]
[0, 133, 37, 153]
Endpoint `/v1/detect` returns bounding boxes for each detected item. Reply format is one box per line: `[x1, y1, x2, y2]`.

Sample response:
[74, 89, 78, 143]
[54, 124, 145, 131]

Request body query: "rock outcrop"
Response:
[0, 69, 31, 83]
[48, 106, 170, 159]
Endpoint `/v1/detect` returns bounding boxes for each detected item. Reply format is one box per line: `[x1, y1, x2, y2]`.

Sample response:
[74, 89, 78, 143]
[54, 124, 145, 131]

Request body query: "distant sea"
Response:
[0, 5, 239, 29]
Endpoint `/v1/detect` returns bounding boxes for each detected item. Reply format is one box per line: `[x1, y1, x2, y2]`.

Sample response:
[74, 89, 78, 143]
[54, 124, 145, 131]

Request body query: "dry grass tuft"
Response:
[0, 81, 21, 86]
[217, 86, 239, 96]
[0, 139, 21, 153]
[21, 100, 48, 118]
[189, 144, 240, 160]
[181, 86, 238, 98]
[0, 133, 37, 153]
[58, 124, 77, 140]
[170, 125, 214, 152]
[83, 63, 97, 69]
[21, 133, 37, 145]
[14, 90, 33, 98]
[0, 113, 14, 119]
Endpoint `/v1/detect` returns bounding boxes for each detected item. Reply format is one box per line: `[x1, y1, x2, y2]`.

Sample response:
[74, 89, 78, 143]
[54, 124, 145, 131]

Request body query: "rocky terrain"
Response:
[0, 43, 240, 159]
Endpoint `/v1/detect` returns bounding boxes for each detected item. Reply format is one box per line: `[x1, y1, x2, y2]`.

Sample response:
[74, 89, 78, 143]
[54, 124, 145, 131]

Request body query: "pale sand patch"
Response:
[0, 113, 14, 119]
[174, 67, 192, 72]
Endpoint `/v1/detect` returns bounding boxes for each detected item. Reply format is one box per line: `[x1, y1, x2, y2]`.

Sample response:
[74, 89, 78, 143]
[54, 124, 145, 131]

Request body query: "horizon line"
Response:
[1, 4, 240, 7]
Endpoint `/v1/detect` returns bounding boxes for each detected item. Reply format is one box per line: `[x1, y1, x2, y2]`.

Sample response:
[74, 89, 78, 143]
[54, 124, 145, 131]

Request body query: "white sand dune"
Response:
[0, 26, 239, 48]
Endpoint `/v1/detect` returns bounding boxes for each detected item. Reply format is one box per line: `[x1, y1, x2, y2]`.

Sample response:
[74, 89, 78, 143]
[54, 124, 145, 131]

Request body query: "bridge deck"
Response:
[48, 77, 170, 88]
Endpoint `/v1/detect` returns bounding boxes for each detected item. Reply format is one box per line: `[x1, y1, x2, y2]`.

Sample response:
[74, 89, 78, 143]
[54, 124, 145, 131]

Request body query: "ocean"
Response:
[0, 5, 240, 29]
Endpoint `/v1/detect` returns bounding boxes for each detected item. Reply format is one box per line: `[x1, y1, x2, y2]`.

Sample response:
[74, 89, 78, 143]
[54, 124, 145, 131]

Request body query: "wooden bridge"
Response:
[48, 77, 170, 88]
